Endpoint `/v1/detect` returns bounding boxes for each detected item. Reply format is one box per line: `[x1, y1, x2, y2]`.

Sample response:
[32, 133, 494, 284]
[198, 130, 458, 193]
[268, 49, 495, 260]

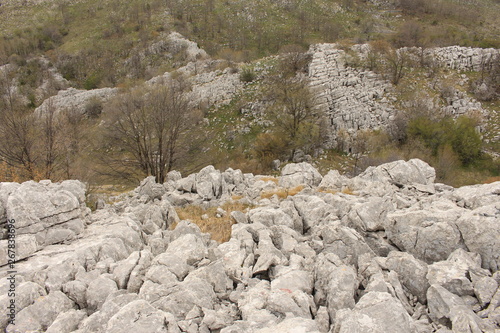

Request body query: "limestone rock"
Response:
[334, 292, 416, 333]
[86, 276, 118, 313]
[427, 285, 486, 332]
[386, 251, 430, 303]
[360, 159, 436, 186]
[45, 309, 87, 333]
[279, 162, 322, 188]
[164, 233, 208, 265]
[6, 291, 74, 333]
[105, 300, 177, 333]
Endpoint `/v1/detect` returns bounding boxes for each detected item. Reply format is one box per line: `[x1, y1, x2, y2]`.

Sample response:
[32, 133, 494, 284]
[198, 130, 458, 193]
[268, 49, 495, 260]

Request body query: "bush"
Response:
[406, 115, 482, 166]
[239, 66, 256, 83]
[84, 98, 103, 118]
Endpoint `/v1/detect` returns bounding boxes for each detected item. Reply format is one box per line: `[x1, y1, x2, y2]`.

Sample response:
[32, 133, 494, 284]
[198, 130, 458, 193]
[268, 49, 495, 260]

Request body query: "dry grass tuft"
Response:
[317, 188, 338, 195]
[260, 185, 305, 200]
[484, 176, 500, 184]
[341, 187, 356, 195]
[175, 201, 253, 243]
[317, 187, 356, 195]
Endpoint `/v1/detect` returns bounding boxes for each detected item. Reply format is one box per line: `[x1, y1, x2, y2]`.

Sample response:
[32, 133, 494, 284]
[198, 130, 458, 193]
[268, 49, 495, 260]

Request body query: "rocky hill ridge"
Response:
[0, 159, 499, 332]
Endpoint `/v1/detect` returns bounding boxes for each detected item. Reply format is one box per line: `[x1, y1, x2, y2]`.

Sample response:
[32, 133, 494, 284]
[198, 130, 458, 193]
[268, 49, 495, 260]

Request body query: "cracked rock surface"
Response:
[0, 159, 499, 332]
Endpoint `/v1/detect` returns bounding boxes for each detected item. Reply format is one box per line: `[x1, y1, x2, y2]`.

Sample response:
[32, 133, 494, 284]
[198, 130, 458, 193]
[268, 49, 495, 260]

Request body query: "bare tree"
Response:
[0, 67, 39, 179]
[264, 65, 324, 159]
[101, 76, 198, 182]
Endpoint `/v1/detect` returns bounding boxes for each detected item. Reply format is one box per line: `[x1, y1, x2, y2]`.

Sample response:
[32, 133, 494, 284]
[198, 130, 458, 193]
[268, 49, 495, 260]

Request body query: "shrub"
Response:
[239, 66, 256, 83]
[84, 98, 103, 118]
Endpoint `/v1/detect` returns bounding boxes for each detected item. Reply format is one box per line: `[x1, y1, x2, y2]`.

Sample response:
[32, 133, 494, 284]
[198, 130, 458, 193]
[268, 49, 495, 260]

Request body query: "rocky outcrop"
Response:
[308, 43, 499, 152]
[1, 159, 499, 332]
[429, 46, 499, 72]
[308, 43, 397, 152]
[34, 87, 118, 118]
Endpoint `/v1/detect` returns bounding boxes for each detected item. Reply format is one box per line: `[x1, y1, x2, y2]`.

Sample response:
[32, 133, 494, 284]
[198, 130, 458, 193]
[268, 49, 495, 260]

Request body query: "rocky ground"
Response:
[0, 159, 499, 332]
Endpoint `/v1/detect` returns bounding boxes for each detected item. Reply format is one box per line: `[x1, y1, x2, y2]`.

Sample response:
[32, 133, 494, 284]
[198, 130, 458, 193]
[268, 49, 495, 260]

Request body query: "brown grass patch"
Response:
[341, 187, 355, 195]
[317, 188, 338, 195]
[484, 176, 500, 184]
[317, 187, 356, 196]
[260, 185, 305, 200]
[175, 201, 253, 243]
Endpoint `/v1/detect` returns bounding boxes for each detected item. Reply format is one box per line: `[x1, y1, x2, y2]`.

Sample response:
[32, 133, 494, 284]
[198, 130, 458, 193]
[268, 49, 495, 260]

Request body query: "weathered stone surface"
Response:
[164, 233, 208, 265]
[386, 251, 430, 303]
[45, 309, 87, 333]
[86, 276, 118, 313]
[334, 292, 416, 333]
[248, 206, 297, 231]
[79, 292, 140, 332]
[427, 285, 487, 332]
[473, 277, 498, 308]
[347, 196, 394, 232]
[455, 203, 500, 272]
[360, 159, 436, 186]
[195, 165, 226, 200]
[427, 251, 476, 297]
[279, 162, 322, 188]
[0, 159, 498, 333]
[34, 87, 117, 118]
[255, 317, 321, 333]
[385, 205, 464, 264]
[6, 291, 74, 333]
[4, 180, 87, 249]
[138, 176, 167, 201]
[105, 300, 176, 333]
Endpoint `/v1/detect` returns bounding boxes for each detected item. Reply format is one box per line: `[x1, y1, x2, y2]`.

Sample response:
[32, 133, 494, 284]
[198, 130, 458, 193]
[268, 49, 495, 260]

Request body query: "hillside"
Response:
[0, 0, 499, 187]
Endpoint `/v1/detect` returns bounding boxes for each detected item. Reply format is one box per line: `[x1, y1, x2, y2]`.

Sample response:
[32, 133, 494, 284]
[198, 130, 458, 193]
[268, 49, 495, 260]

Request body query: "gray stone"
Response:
[325, 264, 358, 320]
[255, 317, 321, 332]
[230, 210, 248, 224]
[473, 277, 498, 308]
[62, 280, 87, 309]
[138, 176, 166, 201]
[279, 162, 323, 188]
[334, 292, 416, 333]
[386, 251, 430, 303]
[149, 277, 217, 320]
[6, 291, 74, 333]
[292, 194, 337, 231]
[45, 309, 87, 333]
[271, 268, 314, 294]
[79, 293, 140, 332]
[105, 300, 176, 333]
[347, 196, 394, 232]
[86, 276, 118, 313]
[0, 234, 38, 266]
[177, 174, 197, 193]
[248, 207, 297, 231]
[152, 252, 190, 280]
[318, 169, 347, 191]
[385, 206, 464, 264]
[359, 159, 436, 186]
[0, 281, 46, 331]
[185, 260, 232, 293]
[427, 260, 474, 296]
[455, 204, 500, 272]
[427, 284, 486, 332]
[195, 165, 225, 200]
[165, 233, 208, 265]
